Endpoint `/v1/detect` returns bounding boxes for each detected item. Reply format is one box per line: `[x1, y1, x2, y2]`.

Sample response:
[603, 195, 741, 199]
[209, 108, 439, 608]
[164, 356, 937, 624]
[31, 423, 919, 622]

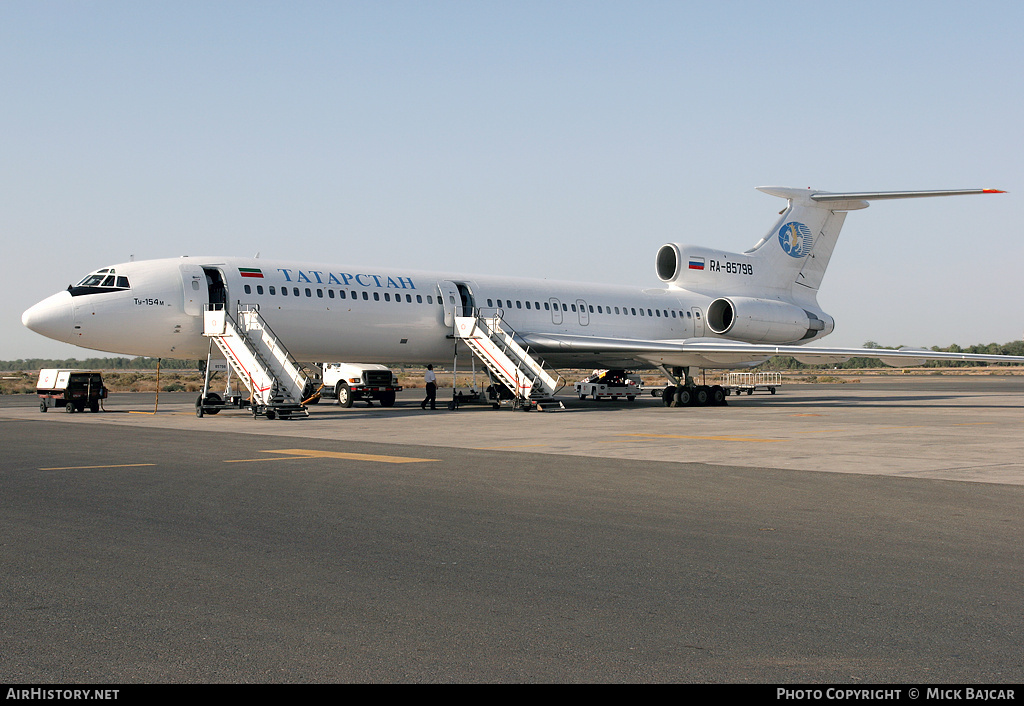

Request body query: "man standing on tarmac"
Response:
[421, 364, 437, 410]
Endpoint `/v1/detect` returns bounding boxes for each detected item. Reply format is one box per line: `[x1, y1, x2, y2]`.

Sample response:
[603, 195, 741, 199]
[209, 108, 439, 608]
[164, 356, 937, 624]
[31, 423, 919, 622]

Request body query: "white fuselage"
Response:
[23, 255, 825, 367]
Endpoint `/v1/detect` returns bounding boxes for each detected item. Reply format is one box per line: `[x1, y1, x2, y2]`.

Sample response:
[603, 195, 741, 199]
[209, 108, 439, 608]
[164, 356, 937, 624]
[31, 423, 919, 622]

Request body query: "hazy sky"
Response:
[3, 1, 1022, 359]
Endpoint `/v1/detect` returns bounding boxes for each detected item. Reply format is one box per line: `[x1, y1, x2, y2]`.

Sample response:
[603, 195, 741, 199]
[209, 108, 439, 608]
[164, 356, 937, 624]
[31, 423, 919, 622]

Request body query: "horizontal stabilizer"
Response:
[810, 188, 1005, 202]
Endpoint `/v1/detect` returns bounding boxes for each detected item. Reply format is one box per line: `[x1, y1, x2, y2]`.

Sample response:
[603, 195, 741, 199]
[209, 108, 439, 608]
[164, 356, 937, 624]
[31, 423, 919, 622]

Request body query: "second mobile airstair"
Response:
[453, 312, 565, 409]
[199, 303, 312, 419]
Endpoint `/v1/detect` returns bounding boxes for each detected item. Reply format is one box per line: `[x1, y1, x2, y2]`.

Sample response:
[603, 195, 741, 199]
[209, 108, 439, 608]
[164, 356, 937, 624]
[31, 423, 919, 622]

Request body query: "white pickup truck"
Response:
[322, 363, 402, 407]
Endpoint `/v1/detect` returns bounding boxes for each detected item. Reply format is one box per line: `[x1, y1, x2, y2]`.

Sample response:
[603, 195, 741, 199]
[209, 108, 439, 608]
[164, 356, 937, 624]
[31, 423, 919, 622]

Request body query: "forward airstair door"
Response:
[179, 263, 208, 317]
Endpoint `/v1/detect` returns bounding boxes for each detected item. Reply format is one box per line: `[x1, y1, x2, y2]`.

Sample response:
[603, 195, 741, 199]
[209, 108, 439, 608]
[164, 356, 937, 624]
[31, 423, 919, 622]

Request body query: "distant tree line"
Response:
[762, 340, 1024, 370]
[1, 340, 1021, 372]
[0, 357, 201, 371]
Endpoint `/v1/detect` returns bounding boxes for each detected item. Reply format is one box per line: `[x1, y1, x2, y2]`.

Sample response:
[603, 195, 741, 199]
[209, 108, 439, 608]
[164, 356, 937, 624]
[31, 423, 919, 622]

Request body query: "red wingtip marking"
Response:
[982, 188, 1007, 194]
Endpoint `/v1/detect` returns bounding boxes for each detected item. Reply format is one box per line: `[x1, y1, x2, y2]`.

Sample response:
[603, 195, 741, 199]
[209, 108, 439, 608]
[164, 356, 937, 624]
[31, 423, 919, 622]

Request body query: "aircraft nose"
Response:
[22, 291, 75, 342]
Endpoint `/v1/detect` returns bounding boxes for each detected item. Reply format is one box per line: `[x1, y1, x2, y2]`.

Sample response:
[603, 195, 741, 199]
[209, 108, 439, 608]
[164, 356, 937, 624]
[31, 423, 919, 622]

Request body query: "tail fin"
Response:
[746, 186, 1004, 302]
[659, 187, 1004, 300]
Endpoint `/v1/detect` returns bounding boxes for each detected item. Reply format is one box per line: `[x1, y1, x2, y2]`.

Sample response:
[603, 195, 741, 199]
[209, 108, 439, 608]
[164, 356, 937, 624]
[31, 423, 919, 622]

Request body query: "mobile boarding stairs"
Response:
[198, 303, 315, 419]
[452, 311, 566, 411]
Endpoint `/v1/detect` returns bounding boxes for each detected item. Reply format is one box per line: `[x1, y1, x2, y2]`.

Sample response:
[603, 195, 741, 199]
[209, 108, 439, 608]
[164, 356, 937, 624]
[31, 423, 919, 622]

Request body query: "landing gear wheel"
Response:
[695, 386, 709, 406]
[677, 388, 691, 406]
[711, 385, 726, 405]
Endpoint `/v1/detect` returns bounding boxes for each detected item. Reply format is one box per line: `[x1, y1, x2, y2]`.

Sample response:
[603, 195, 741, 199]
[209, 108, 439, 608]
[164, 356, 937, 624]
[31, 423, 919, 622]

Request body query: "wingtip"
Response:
[982, 188, 1007, 194]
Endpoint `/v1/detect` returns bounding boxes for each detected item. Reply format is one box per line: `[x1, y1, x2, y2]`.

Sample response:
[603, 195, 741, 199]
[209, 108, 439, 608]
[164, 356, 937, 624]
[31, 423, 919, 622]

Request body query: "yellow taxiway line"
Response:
[223, 448, 438, 464]
[39, 463, 157, 471]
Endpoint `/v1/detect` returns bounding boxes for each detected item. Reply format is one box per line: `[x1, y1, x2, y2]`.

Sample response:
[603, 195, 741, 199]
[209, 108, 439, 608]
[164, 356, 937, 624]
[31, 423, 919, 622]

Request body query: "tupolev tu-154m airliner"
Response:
[22, 186, 1024, 408]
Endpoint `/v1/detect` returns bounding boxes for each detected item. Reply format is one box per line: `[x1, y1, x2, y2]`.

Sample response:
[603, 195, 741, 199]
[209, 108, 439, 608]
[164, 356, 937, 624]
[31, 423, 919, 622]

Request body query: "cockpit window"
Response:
[69, 268, 131, 296]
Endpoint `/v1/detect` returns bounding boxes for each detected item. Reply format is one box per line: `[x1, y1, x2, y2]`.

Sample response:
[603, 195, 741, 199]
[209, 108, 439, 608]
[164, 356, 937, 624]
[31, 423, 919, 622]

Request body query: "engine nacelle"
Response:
[706, 297, 833, 344]
[657, 243, 757, 285]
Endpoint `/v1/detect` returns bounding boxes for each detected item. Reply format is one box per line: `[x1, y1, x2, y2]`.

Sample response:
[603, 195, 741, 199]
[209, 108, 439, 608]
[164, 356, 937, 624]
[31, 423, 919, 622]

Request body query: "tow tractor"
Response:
[574, 369, 642, 401]
[36, 369, 108, 413]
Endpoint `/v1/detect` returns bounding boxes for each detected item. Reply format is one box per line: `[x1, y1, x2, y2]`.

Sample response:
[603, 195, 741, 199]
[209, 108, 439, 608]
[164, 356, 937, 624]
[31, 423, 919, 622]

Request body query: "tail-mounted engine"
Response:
[706, 297, 832, 343]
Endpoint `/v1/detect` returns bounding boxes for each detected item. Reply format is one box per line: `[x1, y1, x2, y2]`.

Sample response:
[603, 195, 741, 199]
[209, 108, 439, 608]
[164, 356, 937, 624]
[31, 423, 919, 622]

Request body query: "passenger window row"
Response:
[240, 284, 696, 321]
[486, 297, 690, 319]
[242, 283, 437, 305]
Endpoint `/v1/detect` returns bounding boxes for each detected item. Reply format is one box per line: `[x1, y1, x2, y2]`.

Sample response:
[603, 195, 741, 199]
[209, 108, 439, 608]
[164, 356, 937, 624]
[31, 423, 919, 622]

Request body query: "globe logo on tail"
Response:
[778, 222, 813, 258]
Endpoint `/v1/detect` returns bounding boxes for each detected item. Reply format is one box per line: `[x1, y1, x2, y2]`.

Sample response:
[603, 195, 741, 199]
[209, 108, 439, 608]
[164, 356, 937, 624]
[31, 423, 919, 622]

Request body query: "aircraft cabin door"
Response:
[438, 280, 462, 329]
[549, 297, 563, 325]
[203, 268, 227, 310]
[455, 282, 475, 317]
[179, 263, 207, 316]
[691, 307, 705, 337]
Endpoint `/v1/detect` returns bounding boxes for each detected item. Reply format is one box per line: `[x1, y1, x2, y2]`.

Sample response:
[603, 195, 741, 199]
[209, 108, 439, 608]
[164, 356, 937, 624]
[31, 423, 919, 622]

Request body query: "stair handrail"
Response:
[237, 303, 309, 396]
[472, 309, 566, 396]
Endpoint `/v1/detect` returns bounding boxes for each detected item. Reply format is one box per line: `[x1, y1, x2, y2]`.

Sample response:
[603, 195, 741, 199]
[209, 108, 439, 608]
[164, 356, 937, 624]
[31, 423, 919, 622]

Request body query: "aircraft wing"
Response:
[518, 333, 1024, 370]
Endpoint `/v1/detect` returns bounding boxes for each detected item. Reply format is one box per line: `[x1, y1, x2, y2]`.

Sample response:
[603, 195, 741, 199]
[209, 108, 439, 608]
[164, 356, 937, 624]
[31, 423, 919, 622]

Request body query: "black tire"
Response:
[678, 388, 692, 406]
[40, 400, 47, 413]
[336, 383, 353, 408]
[204, 392, 221, 415]
[711, 386, 726, 405]
[378, 391, 396, 407]
[65, 402, 75, 413]
[695, 386, 709, 406]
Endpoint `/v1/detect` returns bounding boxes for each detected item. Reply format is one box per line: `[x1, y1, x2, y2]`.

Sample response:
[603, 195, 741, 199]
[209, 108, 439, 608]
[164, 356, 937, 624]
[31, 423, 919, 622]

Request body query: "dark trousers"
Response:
[422, 382, 436, 409]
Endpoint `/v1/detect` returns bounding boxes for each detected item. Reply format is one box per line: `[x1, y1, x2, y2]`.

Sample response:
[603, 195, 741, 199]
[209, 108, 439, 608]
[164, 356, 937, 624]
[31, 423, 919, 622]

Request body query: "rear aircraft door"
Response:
[438, 280, 462, 328]
[549, 297, 563, 325]
[691, 307, 704, 336]
[455, 282, 475, 317]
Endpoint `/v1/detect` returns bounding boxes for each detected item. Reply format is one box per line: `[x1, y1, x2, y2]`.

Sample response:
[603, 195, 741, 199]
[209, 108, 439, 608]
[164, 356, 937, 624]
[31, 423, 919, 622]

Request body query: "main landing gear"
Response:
[661, 384, 727, 407]
[658, 365, 728, 408]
